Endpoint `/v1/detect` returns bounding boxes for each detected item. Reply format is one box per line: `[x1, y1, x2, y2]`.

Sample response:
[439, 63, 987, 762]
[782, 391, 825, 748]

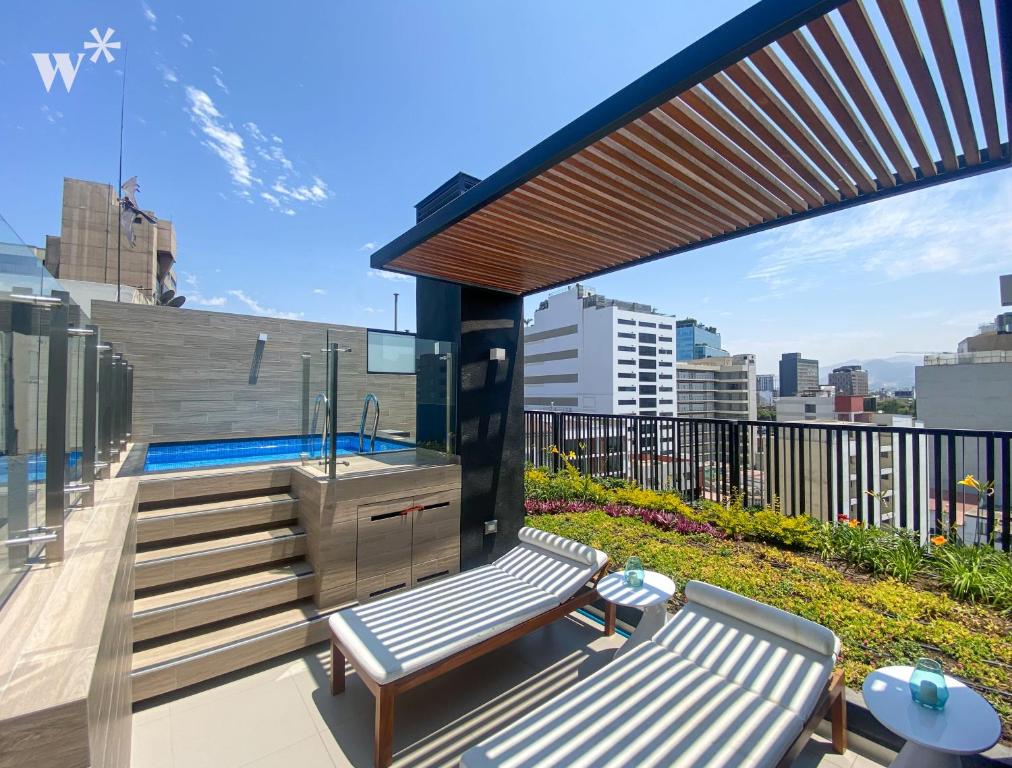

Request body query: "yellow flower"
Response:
[567, 451, 577, 461]
[848, 519, 860, 528]
[930, 535, 946, 547]
[957, 474, 978, 489]
[549, 446, 560, 455]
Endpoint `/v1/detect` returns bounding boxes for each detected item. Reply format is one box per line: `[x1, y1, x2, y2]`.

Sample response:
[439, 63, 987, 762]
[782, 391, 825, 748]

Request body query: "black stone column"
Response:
[416, 278, 525, 570]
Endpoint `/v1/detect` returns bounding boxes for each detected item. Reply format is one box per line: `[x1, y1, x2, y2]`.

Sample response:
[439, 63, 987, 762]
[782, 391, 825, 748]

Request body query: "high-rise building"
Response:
[523, 284, 677, 416]
[756, 373, 776, 406]
[675, 319, 728, 361]
[40, 178, 180, 313]
[828, 365, 869, 396]
[778, 352, 819, 396]
[676, 354, 757, 421]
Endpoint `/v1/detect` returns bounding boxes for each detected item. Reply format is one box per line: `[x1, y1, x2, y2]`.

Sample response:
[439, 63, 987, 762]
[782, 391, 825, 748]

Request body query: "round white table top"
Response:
[862, 666, 1001, 755]
[597, 570, 676, 608]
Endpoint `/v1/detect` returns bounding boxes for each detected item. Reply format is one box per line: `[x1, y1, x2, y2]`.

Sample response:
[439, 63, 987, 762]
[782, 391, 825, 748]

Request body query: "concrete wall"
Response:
[90, 301, 416, 444]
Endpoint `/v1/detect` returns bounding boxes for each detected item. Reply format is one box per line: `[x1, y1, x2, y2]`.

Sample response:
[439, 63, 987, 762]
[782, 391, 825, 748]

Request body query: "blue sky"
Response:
[2, 0, 1010, 374]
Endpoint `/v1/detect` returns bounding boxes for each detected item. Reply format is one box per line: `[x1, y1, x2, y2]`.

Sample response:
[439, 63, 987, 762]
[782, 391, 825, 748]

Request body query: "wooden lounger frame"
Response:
[777, 668, 848, 768]
[329, 561, 609, 768]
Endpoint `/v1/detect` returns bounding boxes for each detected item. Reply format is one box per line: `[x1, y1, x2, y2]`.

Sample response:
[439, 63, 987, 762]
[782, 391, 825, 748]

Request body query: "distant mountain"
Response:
[820, 355, 920, 391]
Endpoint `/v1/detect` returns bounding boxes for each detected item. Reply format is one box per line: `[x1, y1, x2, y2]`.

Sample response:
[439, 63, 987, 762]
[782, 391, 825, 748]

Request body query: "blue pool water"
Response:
[143, 433, 411, 472]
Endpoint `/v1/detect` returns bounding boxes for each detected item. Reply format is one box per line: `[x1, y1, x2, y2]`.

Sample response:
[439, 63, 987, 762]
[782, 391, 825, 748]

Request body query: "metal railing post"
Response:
[44, 294, 69, 562]
[80, 325, 98, 507]
[328, 342, 338, 480]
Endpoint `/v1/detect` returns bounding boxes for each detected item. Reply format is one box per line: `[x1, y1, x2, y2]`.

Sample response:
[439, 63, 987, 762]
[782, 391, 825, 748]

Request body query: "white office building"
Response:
[524, 285, 677, 415]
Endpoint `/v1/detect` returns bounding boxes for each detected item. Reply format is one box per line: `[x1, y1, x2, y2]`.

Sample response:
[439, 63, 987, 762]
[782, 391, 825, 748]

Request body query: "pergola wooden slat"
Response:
[372, 0, 1011, 295]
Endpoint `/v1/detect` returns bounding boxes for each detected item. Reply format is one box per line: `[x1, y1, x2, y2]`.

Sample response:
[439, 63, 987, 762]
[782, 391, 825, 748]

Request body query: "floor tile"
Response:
[240, 733, 337, 768]
[131, 715, 173, 768]
[169, 676, 318, 768]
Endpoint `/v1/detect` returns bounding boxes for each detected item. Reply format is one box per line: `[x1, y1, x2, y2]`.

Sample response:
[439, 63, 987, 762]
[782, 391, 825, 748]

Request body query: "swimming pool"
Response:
[143, 433, 411, 472]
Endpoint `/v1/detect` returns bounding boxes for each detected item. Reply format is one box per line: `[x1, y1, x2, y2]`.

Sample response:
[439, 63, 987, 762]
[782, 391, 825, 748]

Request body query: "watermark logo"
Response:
[32, 27, 120, 93]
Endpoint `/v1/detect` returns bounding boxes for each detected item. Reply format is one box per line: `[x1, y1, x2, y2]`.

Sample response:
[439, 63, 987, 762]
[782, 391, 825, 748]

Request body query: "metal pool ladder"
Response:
[311, 393, 329, 462]
[359, 393, 380, 453]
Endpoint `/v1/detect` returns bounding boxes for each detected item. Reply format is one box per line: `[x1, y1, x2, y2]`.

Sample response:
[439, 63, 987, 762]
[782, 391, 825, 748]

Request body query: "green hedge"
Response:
[528, 509, 1012, 744]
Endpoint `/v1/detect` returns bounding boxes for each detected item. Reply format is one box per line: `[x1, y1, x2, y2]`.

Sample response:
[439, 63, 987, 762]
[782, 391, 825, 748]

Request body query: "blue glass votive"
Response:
[624, 557, 644, 589]
[909, 658, 949, 711]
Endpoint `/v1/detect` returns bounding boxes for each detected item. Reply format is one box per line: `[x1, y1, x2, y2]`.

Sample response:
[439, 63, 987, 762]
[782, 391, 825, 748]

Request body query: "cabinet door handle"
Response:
[402, 504, 424, 516]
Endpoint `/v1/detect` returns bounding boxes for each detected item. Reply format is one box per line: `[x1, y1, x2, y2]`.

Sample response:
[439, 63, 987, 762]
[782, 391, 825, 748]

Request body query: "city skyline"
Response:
[3, 1, 1010, 375]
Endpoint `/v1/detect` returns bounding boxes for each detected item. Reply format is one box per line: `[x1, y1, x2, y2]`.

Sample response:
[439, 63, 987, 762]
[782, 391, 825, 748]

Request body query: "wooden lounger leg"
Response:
[603, 602, 617, 636]
[830, 675, 847, 754]
[374, 686, 395, 768]
[331, 640, 345, 695]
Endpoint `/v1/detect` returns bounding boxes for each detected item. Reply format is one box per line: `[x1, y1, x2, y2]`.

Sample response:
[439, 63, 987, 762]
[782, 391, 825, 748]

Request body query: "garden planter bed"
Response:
[527, 508, 1012, 745]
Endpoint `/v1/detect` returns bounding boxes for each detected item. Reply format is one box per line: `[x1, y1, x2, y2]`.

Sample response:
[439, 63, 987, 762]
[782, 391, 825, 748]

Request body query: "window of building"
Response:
[639, 321, 656, 328]
[660, 385, 673, 392]
[639, 358, 656, 369]
[639, 372, 656, 382]
[659, 361, 673, 367]
[367, 329, 416, 374]
[659, 335, 672, 342]
[618, 399, 636, 405]
[639, 385, 656, 395]
[618, 372, 635, 379]
[617, 345, 634, 352]
[659, 410, 674, 416]
[617, 318, 635, 326]
[618, 358, 635, 365]
[660, 398, 674, 405]
[659, 348, 672, 355]
[659, 373, 673, 380]
[805, 404, 816, 414]
[640, 398, 657, 408]
[618, 385, 635, 392]
[640, 410, 657, 416]
[639, 346, 656, 357]
[617, 331, 635, 339]
[638, 332, 656, 344]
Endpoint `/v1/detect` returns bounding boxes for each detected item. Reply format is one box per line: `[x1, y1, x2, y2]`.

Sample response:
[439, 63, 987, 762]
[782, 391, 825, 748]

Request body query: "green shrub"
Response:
[688, 496, 820, 550]
[933, 542, 1004, 604]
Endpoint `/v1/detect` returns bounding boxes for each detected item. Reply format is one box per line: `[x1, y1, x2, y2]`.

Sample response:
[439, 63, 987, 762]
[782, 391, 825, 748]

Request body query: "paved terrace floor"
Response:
[132, 612, 892, 768]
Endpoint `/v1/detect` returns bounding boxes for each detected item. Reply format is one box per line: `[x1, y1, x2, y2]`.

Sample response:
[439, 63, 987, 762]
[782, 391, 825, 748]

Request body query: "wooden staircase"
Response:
[131, 479, 334, 702]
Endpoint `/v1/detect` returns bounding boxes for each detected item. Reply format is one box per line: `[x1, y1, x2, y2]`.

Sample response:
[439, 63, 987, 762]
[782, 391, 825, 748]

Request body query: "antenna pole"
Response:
[393, 292, 399, 332]
[115, 45, 127, 302]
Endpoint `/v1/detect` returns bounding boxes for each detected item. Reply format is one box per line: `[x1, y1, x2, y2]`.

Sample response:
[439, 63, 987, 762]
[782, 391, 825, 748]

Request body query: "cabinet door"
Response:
[411, 491, 460, 566]
[357, 496, 413, 582]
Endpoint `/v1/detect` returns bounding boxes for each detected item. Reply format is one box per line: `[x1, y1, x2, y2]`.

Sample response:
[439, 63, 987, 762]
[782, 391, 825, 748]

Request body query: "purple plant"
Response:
[524, 499, 724, 539]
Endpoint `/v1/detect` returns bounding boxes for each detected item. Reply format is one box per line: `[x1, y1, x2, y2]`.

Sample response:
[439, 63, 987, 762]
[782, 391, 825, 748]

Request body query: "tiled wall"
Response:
[91, 301, 416, 444]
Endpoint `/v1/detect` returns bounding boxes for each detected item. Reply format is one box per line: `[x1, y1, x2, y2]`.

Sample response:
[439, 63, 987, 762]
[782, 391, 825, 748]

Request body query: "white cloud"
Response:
[359, 242, 377, 252]
[180, 33, 193, 47]
[368, 269, 412, 283]
[184, 86, 255, 188]
[244, 121, 266, 142]
[362, 307, 384, 314]
[212, 72, 228, 94]
[178, 271, 226, 306]
[271, 176, 329, 203]
[312, 288, 327, 295]
[748, 176, 1012, 293]
[159, 64, 178, 84]
[227, 289, 303, 320]
[142, 2, 157, 30]
[40, 105, 63, 123]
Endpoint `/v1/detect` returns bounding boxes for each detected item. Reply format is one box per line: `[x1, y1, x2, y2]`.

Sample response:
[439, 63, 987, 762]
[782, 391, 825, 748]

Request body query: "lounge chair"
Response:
[328, 527, 609, 768]
[460, 580, 846, 768]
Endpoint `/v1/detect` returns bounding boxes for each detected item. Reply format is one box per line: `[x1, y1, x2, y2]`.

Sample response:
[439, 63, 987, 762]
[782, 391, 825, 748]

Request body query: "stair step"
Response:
[136, 494, 298, 545]
[134, 527, 307, 590]
[133, 562, 315, 642]
[131, 601, 338, 702]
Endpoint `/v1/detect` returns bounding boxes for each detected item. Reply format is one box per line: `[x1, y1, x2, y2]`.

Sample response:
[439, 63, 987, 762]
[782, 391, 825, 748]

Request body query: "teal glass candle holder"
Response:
[624, 557, 644, 589]
[909, 658, 949, 711]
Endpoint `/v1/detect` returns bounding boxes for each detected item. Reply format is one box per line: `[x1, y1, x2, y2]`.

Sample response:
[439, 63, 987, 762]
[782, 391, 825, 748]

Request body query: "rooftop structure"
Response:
[779, 352, 820, 397]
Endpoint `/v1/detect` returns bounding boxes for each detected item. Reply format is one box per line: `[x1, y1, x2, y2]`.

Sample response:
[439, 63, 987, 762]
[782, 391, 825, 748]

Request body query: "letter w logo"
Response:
[31, 52, 84, 92]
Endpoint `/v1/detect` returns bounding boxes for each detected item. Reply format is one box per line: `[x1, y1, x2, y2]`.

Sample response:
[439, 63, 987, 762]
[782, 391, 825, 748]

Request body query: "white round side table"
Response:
[596, 570, 676, 658]
[862, 666, 1001, 768]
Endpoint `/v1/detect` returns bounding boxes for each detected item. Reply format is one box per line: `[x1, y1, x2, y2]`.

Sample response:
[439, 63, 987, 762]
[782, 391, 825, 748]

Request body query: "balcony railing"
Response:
[524, 410, 1012, 551]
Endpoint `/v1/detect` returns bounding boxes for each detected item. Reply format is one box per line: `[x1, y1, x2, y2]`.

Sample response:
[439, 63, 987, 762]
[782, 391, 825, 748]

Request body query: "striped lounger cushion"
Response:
[460, 580, 840, 768]
[328, 527, 608, 685]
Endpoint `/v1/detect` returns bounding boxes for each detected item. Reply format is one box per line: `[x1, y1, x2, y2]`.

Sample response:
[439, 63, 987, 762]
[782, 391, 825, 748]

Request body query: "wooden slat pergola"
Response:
[371, 0, 1011, 296]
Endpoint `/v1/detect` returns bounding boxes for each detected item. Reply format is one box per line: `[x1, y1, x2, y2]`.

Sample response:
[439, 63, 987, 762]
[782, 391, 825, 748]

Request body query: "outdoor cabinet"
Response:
[356, 488, 460, 602]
